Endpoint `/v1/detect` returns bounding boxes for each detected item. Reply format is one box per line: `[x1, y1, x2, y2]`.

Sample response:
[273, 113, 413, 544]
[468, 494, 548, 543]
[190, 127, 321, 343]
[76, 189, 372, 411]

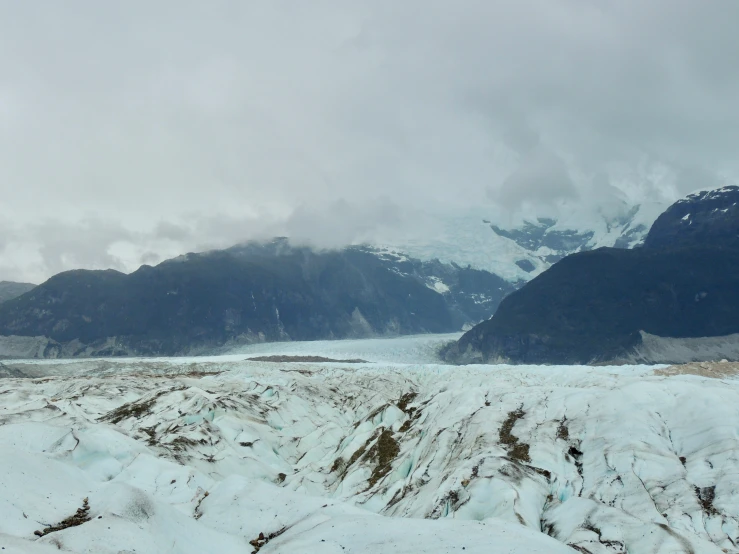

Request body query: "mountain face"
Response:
[644, 185, 739, 249]
[0, 281, 35, 304]
[489, 204, 654, 265]
[389, 200, 665, 283]
[445, 246, 739, 364]
[0, 239, 515, 358]
[446, 187, 739, 365]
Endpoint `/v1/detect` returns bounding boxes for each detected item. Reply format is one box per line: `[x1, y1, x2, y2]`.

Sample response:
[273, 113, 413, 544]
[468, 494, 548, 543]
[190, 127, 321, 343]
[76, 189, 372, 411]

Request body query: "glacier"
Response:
[381, 201, 667, 283]
[1, 334, 738, 553]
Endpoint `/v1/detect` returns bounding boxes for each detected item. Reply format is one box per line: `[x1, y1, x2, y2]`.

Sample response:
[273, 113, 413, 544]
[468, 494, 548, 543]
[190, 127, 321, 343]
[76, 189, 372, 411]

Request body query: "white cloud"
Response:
[0, 0, 737, 280]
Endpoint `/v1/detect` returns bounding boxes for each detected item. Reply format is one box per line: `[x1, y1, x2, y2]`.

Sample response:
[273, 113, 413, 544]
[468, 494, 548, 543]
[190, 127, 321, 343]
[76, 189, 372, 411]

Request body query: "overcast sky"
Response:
[1, 0, 738, 282]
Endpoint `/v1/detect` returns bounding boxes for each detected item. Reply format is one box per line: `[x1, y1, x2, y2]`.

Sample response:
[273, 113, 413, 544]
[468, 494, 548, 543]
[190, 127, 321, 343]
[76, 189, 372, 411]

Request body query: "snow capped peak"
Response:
[680, 184, 739, 203]
[379, 199, 668, 283]
[644, 183, 739, 249]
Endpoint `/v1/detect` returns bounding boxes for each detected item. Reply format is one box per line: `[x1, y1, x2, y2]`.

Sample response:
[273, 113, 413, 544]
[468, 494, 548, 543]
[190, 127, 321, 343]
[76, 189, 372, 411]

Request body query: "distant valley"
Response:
[2, 190, 734, 366]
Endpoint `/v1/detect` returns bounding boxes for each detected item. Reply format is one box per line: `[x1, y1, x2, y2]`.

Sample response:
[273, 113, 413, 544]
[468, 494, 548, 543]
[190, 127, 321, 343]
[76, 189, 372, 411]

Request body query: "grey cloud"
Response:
[139, 252, 162, 266]
[8, 199, 411, 283]
[152, 222, 194, 243]
[162, 198, 412, 254]
[183, 214, 279, 253]
[492, 147, 578, 213]
[30, 219, 135, 277]
[673, 165, 725, 196]
[285, 198, 406, 249]
[0, 1, 738, 280]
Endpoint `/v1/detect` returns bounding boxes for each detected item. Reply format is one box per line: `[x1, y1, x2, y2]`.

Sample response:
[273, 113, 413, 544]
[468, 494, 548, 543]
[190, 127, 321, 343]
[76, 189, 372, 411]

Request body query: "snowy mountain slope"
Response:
[380, 211, 542, 282]
[1, 335, 738, 553]
[384, 200, 667, 282]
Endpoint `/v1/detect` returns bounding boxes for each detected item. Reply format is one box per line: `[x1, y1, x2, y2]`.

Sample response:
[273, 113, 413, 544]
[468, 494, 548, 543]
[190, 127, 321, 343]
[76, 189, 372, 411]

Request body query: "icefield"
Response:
[1, 334, 739, 553]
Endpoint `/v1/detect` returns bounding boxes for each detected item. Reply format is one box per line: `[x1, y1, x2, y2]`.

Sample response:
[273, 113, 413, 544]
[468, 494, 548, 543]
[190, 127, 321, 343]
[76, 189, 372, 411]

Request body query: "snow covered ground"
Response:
[1, 334, 738, 553]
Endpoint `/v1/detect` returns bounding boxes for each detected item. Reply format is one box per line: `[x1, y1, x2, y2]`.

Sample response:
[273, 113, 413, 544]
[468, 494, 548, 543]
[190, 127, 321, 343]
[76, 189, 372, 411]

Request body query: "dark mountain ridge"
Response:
[644, 185, 739, 249]
[0, 239, 515, 358]
[446, 186, 739, 364]
[0, 281, 35, 304]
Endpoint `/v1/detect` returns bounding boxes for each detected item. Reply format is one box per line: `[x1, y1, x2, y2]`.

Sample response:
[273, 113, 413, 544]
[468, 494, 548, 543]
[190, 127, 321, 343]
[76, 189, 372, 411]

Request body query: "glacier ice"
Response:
[0, 335, 737, 553]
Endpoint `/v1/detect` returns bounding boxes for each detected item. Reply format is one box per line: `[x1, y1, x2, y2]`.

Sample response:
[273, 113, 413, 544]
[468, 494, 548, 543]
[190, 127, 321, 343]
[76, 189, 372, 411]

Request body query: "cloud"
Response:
[0, 198, 416, 283]
[285, 198, 407, 249]
[31, 219, 134, 275]
[491, 147, 578, 213]
[1, 1, 738, 280]
[673, 165, 725, 196]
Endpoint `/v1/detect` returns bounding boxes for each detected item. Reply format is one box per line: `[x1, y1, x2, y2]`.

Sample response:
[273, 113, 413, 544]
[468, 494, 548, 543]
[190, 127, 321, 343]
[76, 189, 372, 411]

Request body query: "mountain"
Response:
[445, 186, 739, 364]
[0, 196, 670, 360]
[0, 239, 515, 358]
[644, 185, 739, 249]
[489, 201, 661, 264]
[0, 281, 35, 304]
[387, 200, 666, 282]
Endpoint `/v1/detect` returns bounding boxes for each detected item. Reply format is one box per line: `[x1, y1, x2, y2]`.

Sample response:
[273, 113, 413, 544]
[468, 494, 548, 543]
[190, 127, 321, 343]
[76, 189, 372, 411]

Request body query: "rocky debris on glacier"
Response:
[656, 359, 739, 378]
[1, 344, 738, 553]
[246, 355, 369, 363]
[33, 497, 90, 538]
